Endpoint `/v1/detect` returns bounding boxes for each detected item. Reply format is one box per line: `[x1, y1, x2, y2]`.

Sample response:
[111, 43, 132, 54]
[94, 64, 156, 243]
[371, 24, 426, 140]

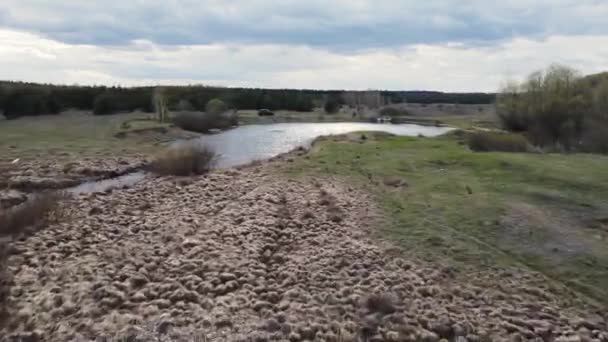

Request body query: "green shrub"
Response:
[468, 132, 529, 152]
[497, 65, 596, 150]
[148, 144, 218, 176]
[205, 98, 228, 115]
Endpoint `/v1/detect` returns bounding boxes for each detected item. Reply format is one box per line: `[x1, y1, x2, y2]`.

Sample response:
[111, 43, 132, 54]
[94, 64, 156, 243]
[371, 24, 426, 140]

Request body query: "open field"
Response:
[0, 111, 198, 194]
[283, 132, 608, 305]
[1, 109, 607, 340]
[0, 104, 496, 163]
[0, 111, 184, 160]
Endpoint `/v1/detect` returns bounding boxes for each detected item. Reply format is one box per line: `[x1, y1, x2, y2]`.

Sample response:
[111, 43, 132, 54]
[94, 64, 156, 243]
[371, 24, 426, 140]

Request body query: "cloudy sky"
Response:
[0, 1, 607, 91]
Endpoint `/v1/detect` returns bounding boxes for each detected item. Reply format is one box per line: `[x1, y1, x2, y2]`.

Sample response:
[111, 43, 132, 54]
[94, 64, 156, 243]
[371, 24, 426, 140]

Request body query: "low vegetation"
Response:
[148, 144, 218, 176]
[173, 111, 238, 133]
[467, 131, 529, 152]
[0, 239, 9, 324]
[498, 65, 608, 153]
[172, 98, 239, 133]
[0, 191, 68, 323]
[379, 107, 410, 117]
[284, 133, 608, 304]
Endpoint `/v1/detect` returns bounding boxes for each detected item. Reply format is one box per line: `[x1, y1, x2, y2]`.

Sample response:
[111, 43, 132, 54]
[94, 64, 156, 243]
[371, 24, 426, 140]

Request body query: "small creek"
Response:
[70, 122, 452, 194]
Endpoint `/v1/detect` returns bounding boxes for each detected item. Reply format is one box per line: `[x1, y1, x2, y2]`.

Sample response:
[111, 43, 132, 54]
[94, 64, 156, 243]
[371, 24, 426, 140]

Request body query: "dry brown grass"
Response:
[0, 240, 10, 323]
[0, 191, 68, 325]
[149, 144, 218, 176]
[0, 192, 68, 237]
[364, 293, 397, 315]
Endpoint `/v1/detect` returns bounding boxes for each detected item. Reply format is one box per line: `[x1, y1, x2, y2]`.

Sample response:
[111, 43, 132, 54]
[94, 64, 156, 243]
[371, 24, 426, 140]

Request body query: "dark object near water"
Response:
[258, 109, 274, 116]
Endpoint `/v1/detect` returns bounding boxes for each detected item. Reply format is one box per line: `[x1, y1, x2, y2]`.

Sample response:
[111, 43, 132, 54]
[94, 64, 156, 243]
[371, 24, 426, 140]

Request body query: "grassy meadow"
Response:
[0, 111, 178, 161]
[283, 132, 608, 305]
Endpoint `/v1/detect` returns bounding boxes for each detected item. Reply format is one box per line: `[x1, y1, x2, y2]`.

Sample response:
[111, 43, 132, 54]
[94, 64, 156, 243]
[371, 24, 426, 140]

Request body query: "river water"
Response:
[70, 122, 452, 194]
[185, 122, 452, 168]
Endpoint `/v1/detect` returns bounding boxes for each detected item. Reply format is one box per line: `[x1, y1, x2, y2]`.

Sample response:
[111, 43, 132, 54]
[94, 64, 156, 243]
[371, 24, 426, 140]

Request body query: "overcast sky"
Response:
[1, 0, 607, 91]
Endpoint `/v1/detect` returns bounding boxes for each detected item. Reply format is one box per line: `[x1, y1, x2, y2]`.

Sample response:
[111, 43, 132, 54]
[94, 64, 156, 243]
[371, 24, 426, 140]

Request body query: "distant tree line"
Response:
[383, 91, 495, 104]
[0, 81, 496, 119]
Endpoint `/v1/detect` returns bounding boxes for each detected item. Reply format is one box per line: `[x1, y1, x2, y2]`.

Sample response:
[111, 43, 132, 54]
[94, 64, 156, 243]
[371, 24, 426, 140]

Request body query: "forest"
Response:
[0, 81, 495, 118]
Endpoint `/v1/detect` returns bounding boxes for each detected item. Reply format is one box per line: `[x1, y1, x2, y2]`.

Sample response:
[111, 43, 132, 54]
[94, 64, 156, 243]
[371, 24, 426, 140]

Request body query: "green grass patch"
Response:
[0, 111, 170, 160]
[283, 132, 608, 304]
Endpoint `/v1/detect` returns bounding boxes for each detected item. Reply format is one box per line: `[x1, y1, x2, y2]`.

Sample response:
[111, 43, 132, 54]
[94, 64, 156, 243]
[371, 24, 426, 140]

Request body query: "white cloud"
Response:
[0, 29, 607, 92]
[1, 0, 607, 49]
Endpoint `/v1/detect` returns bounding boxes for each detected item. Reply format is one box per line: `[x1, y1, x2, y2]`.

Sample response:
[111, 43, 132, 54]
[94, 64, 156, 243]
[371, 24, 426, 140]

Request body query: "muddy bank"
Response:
[0, 155, 149, 212]
[0, 155, 148, 192]
[1, 162, 606, 341]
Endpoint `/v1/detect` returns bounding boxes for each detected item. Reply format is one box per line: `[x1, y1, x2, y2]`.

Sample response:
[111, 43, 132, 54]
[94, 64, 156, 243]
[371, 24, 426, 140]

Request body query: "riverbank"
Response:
[0, 111, 199, 206]
[283, 132, 608, 306]
[1, 157, 607, 341]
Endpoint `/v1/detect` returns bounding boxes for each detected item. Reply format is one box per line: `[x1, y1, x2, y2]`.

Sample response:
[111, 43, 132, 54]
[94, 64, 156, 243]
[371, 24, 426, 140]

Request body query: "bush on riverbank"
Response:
[497, 65, 608, 153]
[149, 144, 218, 176]
[467, 131, 529, 152]
[173, 110, 238, 133]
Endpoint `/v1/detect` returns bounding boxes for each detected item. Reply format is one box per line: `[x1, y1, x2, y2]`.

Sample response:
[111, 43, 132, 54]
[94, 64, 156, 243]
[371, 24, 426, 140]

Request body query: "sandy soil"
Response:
[1, 165, 607, 341]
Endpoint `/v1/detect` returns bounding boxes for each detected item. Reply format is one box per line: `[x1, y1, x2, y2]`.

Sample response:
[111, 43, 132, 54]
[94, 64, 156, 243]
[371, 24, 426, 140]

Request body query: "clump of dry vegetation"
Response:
[467, 131, 529, 152]
[0, 241, 11, 324]
[0, 192, 68, 237]
[318, 188, 344, 223]
[0, 191, 68, 324]
[364, 293, 397, 315]
[148, 144, 218, 176]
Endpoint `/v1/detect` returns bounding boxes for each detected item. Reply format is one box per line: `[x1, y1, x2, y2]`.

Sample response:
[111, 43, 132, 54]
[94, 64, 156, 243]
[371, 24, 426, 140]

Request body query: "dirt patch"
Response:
[499, 202, 608, 267]
[0, 169, 606, 341]
[382, 176, 408, 188]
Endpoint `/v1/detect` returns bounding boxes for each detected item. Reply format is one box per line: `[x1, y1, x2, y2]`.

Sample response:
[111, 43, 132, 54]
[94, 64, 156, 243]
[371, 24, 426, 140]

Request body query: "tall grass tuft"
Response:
[149, 144, 218, 176]
[0, 240, 10, 324]
[467, 131, 529, 152]
[0, 191, 68, 324]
